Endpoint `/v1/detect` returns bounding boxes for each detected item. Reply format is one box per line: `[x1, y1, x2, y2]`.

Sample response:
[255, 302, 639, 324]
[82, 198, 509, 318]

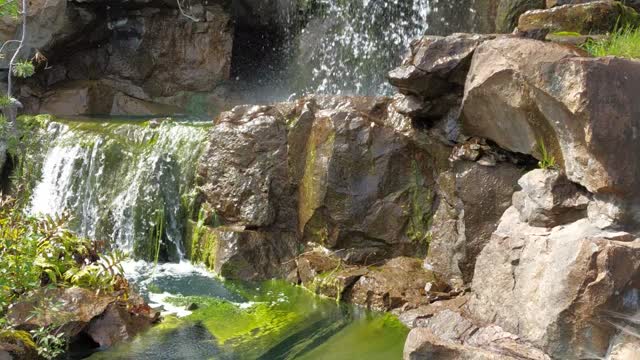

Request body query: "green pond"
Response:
[83, 261, 408, 360]
[19, 117, 408, 360]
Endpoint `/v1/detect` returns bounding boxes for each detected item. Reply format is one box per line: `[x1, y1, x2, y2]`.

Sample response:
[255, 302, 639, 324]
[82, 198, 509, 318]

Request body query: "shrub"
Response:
[11, 59, 35, 78]
[0, 195, 128, 313]
[582, 25, 640, 59]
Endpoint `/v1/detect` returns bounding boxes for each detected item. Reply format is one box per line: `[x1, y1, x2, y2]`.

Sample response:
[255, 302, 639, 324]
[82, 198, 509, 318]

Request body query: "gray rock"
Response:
[388, 33, 494, 109]
[512, 169, 589, 227]
[469, 207, 640, 358]
[403, 309, 551, 359]
[461, 38, 640, 227]
[427, 160, 523, 284]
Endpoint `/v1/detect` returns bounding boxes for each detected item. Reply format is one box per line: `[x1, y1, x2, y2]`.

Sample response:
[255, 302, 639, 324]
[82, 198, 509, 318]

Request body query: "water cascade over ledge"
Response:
[27, 119, 210, 261]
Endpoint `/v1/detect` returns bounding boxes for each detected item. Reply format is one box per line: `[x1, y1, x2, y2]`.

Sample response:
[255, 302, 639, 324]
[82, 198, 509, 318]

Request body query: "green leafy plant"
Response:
[582, 25, 640, 59]
[537, 139, 557, 170]
[30, 326, 66, 360]
[11, 59, 34, 78]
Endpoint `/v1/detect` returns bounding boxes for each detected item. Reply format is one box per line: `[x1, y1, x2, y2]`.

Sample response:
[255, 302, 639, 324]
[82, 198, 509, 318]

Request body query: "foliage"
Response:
[30, 326, 66, 360]
[0, 96, 11, 109]
[0, 195, 128, 313]
[537, 139, 557, 170]
[582, 25, 640, 59]
[0, 0, 18, 18]
[12, 59, 35, 78]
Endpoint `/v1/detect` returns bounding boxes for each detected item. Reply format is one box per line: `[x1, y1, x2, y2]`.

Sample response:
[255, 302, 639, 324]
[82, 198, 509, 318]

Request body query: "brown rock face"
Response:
[12, 1, 234, 116]
[346, 257, 447, 312]
[517, 1, 640, 35]
[196, 96, 441, 274]
[461, 38, 640, 218]
[6, 287, 157, 349]
[469, 205, 640, 358]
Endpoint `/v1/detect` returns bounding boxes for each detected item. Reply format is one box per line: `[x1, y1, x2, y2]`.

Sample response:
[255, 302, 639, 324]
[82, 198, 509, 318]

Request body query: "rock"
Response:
[0, 330, 37, 360]
[607, 333, 640, 359]
[11, 1, 234, 116]
[85, 299, 159, 347]
[197, 96, 441, 270]
[388, 33, 494, 105]
[427, 159, 524, 284]
[6, 287, 157, 350]
[461, 38, 640, 216]
[469, 207, 640, 358]
[7, 287, 119, 336]
[198, 105, 290, 228]
[496, 0, 547, 32]
[395, 296, 470, 328]
[345, 257, 448, 311]
[188, 224, 298, 281]
[403, 310, 551, 359]
[517, 1, 640, 35]
[512, 169, 590, 227]
[37, 80, 182, 116]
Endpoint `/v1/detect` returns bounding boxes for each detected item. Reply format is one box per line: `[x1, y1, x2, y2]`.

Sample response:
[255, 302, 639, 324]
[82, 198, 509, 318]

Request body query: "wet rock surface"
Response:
[6, 287, 158, 351]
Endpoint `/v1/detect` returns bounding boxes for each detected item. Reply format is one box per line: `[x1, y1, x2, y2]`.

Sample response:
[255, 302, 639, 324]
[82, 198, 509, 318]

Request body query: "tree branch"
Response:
[7, 0, 27, 99]
[176, 0, 199, 22]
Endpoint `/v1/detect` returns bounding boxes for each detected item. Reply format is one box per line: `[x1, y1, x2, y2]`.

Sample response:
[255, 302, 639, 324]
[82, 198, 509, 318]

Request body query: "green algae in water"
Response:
[87, 276, 408, 360]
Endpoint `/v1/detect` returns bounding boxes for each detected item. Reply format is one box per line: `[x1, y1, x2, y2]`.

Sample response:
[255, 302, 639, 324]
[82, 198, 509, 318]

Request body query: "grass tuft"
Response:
[583, 25, 640, 59]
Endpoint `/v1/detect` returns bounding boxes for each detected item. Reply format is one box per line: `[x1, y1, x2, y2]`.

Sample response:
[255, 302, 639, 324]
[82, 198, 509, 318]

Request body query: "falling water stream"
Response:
[24, 117, 408, 359]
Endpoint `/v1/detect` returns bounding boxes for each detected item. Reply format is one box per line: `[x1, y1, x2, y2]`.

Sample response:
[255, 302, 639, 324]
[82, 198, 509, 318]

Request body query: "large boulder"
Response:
[6, 287, 158, 348]
[427, 158, 524, 284]
[517, 1, 640, 35]
[197, 96, 441, 270]
[403, 309, 551, 359]
[388, 33, 494, 121]
[469, 205, 640, 358]
[512, 169, 590, 227]
[461, 38, 640, 225]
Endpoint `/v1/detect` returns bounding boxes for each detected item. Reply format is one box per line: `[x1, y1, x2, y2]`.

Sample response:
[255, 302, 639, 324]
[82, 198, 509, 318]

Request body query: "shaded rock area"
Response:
[194, 92, 532, 286]
[2, 0, 236, 116]
[194, 96, 440, 279]
[291, 251, 452, 312]
[5, 287, 159, 354]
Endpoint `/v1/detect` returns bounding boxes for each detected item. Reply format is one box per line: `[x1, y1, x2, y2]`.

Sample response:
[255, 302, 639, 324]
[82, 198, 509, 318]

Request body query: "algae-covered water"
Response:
[85, 261, 408, 360]
[19, 117, 408, 360]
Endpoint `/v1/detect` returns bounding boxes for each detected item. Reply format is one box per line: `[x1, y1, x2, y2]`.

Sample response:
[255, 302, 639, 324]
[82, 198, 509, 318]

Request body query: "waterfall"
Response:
[28, 119, 209, 261]
[293, 0, 432, 96]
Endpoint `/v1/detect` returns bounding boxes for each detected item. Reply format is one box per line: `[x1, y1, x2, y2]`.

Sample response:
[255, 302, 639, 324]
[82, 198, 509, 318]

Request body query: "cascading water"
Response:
[27, 119, 209, 261]
[293, 0, 432, 96]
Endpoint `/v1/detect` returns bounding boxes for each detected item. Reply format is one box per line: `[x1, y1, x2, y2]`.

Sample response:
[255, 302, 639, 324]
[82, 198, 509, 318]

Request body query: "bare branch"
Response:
[176, 0, 199, 22]
[7, 0, 26, 98]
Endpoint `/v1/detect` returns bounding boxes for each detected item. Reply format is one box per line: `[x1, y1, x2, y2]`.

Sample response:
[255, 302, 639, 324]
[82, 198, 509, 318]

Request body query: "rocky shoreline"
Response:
[3, 0, 640, 359]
